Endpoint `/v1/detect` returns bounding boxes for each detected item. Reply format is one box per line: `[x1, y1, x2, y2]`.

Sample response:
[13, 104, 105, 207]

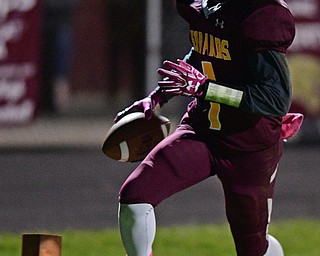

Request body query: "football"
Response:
[102, 112, 171, 162]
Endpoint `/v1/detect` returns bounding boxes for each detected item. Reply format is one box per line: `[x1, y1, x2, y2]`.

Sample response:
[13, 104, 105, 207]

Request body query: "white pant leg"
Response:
[264, 235, 284, 256]
[119, 203, 156, 256]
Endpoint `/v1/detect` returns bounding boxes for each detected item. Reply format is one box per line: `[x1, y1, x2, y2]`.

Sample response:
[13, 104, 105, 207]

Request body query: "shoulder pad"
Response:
[241, 3, 295, 51]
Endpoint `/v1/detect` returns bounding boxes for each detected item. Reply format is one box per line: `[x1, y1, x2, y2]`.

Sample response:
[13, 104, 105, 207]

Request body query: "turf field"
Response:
[1, 219, 319, 256]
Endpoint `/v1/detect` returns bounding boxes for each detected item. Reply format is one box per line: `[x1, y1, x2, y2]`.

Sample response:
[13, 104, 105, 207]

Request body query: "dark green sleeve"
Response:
[239, 50, 291, 117]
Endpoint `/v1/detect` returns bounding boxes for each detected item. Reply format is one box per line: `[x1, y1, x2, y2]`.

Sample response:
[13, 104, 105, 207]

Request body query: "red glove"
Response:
[157, 60, 208, 97]
[281, 113, 304, 140]
[114, 90, 164, 122]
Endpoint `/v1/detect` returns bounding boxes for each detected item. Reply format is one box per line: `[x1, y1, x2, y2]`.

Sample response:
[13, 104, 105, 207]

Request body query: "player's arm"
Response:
[114, 87, 170, 122]
[236, 50, 291, 116]
[157, 50, 291, 117]
[114, 49, 193, 122]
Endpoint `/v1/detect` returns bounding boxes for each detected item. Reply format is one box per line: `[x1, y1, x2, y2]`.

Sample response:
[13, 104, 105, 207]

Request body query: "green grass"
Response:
[1, 219, 319, 256]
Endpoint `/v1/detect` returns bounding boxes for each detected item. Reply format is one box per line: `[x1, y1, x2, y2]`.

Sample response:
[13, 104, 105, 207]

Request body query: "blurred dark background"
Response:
[39, 0, 191, 118]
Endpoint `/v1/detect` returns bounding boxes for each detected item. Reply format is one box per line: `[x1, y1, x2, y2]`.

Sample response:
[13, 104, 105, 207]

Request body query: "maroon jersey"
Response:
[176, 0, 295, 151]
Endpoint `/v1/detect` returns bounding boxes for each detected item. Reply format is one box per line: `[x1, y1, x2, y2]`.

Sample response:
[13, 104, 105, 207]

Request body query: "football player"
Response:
[114, 0, 303, 255]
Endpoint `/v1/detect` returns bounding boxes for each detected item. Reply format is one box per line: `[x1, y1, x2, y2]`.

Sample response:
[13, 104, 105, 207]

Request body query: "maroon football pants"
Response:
[119, 124, 282, 256]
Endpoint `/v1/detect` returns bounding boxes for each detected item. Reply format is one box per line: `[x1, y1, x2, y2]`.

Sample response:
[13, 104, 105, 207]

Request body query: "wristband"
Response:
[204, 82, 243, 108]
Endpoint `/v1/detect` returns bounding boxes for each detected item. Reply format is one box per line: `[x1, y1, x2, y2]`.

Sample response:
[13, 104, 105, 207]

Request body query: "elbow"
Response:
[280, 88, 291, 114]
[271, 93, 291, 117]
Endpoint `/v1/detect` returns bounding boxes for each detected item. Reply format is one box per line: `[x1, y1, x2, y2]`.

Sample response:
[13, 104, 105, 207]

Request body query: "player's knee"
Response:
[118, 182, 139, 204]
[118, 177, 156, 206]
[227, 186, 268, 234]
[226, 186, 269, 255]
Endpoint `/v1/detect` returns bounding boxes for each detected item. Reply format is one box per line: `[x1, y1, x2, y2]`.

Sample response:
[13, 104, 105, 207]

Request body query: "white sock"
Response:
[264, 235, 284, 256]
[118, 203, 156, 256]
